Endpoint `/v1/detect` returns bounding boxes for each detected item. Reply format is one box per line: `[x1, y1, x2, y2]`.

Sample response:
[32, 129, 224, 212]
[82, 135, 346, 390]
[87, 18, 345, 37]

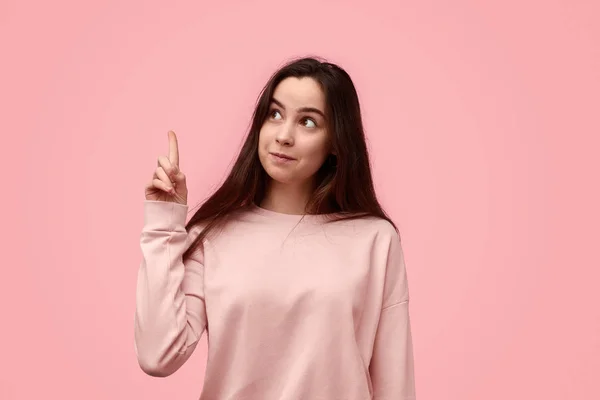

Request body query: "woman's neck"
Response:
[260, 179, 315, 215]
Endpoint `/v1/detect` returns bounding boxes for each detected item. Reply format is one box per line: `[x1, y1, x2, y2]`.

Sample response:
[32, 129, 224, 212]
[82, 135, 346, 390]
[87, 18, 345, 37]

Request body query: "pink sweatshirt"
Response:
[134, 200, 416, 400]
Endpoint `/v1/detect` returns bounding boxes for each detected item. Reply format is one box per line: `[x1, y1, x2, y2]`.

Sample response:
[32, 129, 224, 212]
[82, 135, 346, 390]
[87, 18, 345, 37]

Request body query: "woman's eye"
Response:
[271, 110, 282, 120]
[303, 118, 317, 128]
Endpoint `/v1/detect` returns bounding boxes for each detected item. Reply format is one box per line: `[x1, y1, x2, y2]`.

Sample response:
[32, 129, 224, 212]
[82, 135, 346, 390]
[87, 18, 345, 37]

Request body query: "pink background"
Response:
[2, 0, 599, 398]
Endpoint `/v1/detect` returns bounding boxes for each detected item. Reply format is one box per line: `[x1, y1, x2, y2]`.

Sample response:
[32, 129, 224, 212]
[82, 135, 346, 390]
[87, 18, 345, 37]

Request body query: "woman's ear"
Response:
[328, 137, 336, 156]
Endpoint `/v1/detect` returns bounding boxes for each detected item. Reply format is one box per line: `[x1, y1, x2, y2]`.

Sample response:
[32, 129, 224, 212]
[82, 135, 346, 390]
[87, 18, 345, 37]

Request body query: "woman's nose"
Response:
[275, 123, 294, 146]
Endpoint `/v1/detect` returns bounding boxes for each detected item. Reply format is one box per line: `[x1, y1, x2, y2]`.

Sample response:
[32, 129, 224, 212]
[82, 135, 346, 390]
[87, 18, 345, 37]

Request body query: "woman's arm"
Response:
[134, 200, 207, 377]
[369, 300, 416, 399]
[369, 232, 416, 399]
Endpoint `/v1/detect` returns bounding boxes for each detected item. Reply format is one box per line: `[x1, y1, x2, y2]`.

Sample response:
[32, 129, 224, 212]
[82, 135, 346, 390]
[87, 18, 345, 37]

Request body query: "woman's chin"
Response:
[265, 171, 295, 185]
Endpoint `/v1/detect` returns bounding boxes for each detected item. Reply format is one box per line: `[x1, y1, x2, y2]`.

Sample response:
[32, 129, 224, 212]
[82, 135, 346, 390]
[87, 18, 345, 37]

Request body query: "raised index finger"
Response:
[168, 130, 179, 166]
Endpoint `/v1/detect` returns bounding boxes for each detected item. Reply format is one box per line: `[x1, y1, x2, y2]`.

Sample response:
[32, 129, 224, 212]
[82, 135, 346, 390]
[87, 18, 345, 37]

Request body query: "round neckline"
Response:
[249, 203, 335, 222]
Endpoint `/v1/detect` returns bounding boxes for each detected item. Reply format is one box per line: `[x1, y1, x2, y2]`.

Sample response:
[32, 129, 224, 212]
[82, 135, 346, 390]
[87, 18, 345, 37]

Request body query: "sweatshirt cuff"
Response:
[143, 200, 189, 232]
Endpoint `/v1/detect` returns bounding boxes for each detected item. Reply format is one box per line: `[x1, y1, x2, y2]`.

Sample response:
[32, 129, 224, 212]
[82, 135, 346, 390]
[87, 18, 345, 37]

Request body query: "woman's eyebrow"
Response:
[271, 98, 325, 118]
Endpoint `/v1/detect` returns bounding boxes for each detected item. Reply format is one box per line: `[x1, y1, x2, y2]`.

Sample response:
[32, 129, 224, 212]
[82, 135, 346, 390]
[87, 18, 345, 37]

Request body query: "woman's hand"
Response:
[144, 130, 188, 205]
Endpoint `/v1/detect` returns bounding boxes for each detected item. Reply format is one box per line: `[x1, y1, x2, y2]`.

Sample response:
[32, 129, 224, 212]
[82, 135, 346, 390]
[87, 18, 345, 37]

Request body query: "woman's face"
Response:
[258, 77, 332, 186]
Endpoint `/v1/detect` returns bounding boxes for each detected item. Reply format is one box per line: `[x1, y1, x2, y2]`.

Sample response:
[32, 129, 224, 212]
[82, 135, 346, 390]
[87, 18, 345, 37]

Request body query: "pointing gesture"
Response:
[145, 130, 188, 205]
[169, 129, 179, 167]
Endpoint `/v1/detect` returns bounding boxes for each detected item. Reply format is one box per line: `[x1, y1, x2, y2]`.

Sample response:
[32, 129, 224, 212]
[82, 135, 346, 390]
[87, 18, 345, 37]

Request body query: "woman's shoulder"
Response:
[320, 214, 401, 249]
[337, 213, 399, 236]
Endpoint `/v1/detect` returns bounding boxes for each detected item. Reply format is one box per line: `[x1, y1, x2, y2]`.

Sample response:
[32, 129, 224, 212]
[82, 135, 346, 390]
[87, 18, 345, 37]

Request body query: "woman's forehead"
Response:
[272, 77, 325, 110]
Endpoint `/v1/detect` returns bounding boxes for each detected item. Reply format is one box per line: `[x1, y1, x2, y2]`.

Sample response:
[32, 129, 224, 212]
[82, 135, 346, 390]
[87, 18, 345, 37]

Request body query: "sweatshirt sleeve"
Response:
[369, 232, 416, 399]
[134, 200, 207, 377]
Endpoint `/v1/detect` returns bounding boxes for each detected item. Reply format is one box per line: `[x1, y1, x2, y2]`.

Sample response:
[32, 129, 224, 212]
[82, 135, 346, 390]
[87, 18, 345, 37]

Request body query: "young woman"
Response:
[135, 56, 416, 399]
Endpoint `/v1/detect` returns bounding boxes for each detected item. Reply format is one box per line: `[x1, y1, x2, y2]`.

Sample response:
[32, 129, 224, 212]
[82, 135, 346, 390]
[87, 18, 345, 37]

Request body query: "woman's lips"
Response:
[270, 152, 296, 163]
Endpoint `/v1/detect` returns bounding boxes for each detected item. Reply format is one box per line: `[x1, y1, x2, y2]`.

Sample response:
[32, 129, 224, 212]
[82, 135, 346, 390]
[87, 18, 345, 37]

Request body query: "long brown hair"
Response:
[183, 55, 397, 260]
